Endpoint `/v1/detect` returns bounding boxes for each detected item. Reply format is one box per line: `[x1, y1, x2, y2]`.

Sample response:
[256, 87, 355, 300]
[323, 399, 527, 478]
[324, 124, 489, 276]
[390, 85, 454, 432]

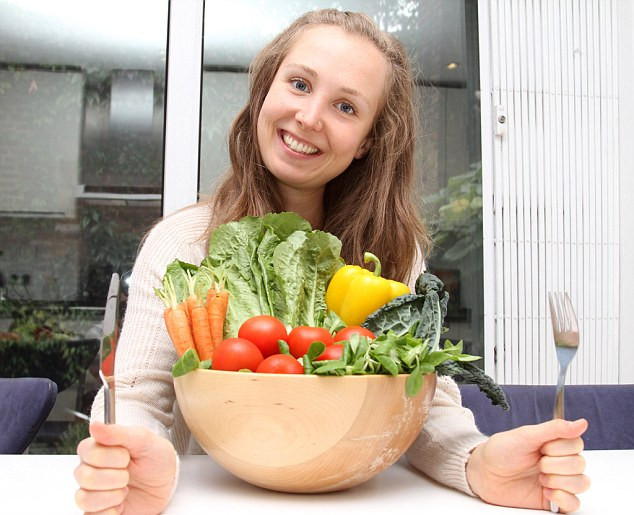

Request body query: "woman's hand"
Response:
[74, 422, 178, 515]
[466, 418, 591, 513]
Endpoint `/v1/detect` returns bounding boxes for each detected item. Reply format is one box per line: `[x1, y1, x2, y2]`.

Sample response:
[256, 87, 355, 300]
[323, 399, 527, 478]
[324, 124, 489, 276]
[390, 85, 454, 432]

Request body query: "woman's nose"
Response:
[296, 103, 323, 131]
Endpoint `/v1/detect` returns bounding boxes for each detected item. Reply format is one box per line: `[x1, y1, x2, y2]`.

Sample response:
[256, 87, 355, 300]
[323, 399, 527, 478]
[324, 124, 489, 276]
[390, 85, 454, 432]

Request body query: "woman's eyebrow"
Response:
[283, 63, 371, 109]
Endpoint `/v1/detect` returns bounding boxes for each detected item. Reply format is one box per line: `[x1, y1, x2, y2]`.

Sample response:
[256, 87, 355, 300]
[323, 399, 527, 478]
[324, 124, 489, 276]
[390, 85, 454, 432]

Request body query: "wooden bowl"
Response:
[174, 369, 436, 493]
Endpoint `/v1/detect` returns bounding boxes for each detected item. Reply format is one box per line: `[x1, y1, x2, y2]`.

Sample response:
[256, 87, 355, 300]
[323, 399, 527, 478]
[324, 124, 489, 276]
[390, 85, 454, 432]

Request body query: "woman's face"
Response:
[256, 25, 389, 199]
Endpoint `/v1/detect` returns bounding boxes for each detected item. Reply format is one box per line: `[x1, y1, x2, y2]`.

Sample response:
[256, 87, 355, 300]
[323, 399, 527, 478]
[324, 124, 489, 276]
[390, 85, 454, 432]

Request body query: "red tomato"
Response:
[238, 315, 288, 358]
[287, 326, 334, 358]
[315, 343, 344, 361]
[212, 338, 264, 372]
[256, 354, 304, 374]
[334, 326, 376, 342]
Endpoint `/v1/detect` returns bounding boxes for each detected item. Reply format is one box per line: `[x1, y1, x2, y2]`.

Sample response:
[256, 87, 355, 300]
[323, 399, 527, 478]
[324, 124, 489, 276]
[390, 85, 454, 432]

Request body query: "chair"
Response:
[458, 383, 634, 450]
[0, 377, 58, 454]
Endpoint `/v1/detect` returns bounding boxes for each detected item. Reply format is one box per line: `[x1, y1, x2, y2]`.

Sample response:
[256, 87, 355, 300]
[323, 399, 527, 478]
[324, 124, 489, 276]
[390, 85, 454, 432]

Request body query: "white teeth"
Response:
[282, 132, 319, 155]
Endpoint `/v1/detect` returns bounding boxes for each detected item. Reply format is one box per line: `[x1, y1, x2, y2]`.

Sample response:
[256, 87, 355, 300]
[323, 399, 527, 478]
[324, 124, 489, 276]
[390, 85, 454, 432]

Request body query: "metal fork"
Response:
[547, 291, 580, 513]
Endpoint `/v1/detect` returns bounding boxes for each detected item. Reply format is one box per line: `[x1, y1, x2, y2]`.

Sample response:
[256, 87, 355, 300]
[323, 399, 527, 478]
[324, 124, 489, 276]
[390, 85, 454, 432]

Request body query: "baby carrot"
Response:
[156, 277, 195, 356]
[191, 303, 214, 361]
[207, 287, 229, 349]
[186, 270, 214, 360]
[166, 304, 195, 356]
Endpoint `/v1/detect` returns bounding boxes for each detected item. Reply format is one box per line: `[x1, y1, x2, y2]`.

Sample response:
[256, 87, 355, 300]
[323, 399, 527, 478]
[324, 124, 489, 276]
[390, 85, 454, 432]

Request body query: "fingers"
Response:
[77, 436, 130, 469]
[543, 487, 581, 514]
[516, 418, 588, 448]
[89, 422, 159, 459]
[75, 486, 127, 514]
[75, 427, 133, 514]
[74, 462, 130, 490]
[540, 454, 586, 475]
[539, 445, 590, 514]
[540, 473, 591, 495]
[541, 436, 584, 457]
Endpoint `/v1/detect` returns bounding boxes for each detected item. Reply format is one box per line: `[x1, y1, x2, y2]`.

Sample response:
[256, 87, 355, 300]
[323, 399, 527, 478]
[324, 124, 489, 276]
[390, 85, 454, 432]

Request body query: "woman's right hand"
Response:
[74, 422, 178, 515]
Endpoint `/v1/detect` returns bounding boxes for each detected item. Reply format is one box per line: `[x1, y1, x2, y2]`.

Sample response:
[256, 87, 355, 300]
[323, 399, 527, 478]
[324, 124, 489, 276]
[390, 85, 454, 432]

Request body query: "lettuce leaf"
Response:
[205, 212, 342, 338]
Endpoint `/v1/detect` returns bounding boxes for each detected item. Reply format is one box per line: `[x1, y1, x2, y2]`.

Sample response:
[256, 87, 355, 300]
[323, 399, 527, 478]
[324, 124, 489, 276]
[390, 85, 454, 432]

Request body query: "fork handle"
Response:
[553, 369, 566, 419]
[550, 370, 567, 513]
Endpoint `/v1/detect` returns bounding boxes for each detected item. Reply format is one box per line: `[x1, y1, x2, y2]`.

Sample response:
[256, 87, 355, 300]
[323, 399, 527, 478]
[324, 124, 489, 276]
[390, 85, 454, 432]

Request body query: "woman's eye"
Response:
[337, 102, 356, 115]
[291, 79, 309, 92]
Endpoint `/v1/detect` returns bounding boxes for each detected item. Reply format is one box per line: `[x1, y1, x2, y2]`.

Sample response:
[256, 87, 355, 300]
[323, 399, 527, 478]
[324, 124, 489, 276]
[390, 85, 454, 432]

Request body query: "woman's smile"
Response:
[279, 130, 321, 156]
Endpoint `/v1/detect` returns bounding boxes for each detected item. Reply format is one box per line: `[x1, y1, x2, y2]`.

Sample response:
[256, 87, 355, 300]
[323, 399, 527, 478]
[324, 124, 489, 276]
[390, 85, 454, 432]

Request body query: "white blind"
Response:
[479, 0, 620, 384]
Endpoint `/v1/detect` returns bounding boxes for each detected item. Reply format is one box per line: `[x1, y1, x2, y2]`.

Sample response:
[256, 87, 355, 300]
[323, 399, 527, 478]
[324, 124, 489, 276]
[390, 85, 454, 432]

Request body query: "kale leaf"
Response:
[362, 272, 508, 409]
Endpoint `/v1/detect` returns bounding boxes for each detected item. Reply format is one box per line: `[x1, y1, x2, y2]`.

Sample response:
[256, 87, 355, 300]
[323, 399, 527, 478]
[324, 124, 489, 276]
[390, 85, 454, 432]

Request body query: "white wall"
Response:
[618, 0, 634, 383]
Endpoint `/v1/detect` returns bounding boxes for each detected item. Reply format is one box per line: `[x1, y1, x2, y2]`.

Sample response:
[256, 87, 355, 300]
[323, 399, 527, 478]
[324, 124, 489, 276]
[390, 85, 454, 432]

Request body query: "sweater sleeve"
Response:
[90, 204, 210, 451]
[405, 375, 488, 496]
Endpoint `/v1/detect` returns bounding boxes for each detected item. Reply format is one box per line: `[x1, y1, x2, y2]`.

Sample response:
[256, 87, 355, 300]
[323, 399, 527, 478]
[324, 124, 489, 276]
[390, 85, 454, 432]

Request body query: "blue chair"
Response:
[0, 377, 58, 454]
[458, 383, 634, 450]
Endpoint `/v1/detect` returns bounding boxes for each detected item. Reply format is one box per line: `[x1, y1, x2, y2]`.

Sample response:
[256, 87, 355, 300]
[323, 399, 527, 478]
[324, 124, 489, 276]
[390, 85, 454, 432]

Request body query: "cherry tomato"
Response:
[256, 354, 304, 374]
[315, 343, 344, 361]
[287, 326, 334, 358]
[238, 315, 288, 358]
[212, 338, 264, 372]
[334, 326, 376, 342]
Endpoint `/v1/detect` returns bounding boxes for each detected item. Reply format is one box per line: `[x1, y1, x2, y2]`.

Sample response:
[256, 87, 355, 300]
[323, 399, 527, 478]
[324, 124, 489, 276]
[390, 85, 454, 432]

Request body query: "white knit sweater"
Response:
[90, 202, 488, 496]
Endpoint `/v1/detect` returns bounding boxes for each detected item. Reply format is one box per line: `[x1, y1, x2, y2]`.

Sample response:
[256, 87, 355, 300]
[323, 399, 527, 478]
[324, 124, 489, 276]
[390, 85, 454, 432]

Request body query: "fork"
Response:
[547, 291, 580, 512]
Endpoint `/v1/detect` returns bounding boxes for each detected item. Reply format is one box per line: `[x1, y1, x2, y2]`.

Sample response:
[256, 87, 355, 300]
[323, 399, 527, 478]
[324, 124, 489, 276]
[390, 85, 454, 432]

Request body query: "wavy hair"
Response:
[208, 9, 431, 282]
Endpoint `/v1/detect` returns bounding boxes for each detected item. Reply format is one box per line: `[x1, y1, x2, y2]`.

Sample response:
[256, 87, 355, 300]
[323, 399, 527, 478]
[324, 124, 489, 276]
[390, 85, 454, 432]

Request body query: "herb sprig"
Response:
[304, 332, 480, 397]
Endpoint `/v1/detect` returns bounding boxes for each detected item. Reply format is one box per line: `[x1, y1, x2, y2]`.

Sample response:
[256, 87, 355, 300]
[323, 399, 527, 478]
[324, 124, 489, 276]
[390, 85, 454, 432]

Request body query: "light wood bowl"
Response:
[174, 369, 437, 493]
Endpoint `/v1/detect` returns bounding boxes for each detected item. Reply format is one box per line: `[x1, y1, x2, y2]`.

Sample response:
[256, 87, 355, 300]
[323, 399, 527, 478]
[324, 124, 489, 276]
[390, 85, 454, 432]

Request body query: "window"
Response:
[0, 0, 168, 451]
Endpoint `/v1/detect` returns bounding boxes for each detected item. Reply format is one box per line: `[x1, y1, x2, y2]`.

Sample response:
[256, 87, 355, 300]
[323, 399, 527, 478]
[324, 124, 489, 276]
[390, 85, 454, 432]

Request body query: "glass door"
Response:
[0, 0, 169, 451]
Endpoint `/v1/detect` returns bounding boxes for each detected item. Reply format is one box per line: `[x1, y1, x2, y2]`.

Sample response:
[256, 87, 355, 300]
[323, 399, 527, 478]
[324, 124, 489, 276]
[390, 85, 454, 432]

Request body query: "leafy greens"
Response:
[358, 272, 509, 408]
[202, 212, 343, 338]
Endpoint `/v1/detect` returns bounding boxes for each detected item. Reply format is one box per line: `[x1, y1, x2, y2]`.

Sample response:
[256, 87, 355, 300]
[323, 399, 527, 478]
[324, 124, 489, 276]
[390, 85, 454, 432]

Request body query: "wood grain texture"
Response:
[174, 369, 436, 493]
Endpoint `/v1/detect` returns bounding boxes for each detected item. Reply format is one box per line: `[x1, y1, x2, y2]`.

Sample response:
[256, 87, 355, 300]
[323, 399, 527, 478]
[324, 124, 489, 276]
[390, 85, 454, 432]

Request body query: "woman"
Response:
[74, 9, 589, 514]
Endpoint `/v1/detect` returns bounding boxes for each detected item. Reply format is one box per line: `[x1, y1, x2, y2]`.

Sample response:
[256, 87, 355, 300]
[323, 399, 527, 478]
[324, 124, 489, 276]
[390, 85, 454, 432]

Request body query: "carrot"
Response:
[186, 271, 214, 360]
[191, 304, 214, 360]
[156, 276, 195, 356]
[207, 287, 229, 349]
[167, 305, 195, 356]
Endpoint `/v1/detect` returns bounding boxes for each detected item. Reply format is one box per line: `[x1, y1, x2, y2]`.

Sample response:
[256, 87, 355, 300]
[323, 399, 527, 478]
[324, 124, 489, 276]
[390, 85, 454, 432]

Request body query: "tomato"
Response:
[287, 326, 334, 358]
[334, 326, 376, 342]
[256, 354, 304, 374]
[315, 343, 344, 361]
[212, 338, 264, 372]
[238, 315, 288, 358]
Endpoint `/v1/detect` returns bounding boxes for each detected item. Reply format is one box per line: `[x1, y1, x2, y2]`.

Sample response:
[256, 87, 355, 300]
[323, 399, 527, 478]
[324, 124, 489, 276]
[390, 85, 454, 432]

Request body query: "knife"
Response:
[99, 273, 120, 424]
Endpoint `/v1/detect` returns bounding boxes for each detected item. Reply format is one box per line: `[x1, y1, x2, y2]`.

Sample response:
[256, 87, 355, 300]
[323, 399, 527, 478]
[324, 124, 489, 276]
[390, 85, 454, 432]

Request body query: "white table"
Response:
[1, 450, 630, 515]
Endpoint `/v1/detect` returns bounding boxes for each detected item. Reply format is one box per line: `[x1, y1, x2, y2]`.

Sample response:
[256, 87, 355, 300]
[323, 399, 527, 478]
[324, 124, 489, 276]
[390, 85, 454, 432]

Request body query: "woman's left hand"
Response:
[466, 418, 591, 513]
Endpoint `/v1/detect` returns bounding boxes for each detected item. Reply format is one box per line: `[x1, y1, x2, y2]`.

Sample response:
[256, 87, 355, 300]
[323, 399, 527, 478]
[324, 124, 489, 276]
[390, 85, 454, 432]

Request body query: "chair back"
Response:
[459, 383, 634, 450]
[0, 377, 57, 454]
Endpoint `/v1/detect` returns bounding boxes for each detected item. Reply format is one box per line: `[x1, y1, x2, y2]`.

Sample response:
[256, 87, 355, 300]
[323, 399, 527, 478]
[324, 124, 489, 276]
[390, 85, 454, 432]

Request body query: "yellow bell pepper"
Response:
[325, 252, 410, 326]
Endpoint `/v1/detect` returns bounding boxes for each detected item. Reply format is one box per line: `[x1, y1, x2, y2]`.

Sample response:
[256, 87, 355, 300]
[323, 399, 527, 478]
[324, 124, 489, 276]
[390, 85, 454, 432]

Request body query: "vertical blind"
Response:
[479, 0, 620, 384]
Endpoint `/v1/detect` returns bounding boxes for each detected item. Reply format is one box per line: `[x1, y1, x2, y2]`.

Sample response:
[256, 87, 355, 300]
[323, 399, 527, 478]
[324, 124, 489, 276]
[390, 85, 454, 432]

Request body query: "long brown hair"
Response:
[208, 9, 431, 282]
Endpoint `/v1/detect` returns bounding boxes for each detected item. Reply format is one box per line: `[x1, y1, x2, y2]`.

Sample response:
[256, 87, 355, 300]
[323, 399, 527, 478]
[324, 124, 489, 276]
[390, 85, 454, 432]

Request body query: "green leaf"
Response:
[406, 365, 423, 396]
[376, 355, 399, 376]
[436, 361, 509, 410]
[306, 341, 326, 361]
[172, 348, 200, 377]
[313, 360, 347, 374]
[278, 340, 290, 355]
